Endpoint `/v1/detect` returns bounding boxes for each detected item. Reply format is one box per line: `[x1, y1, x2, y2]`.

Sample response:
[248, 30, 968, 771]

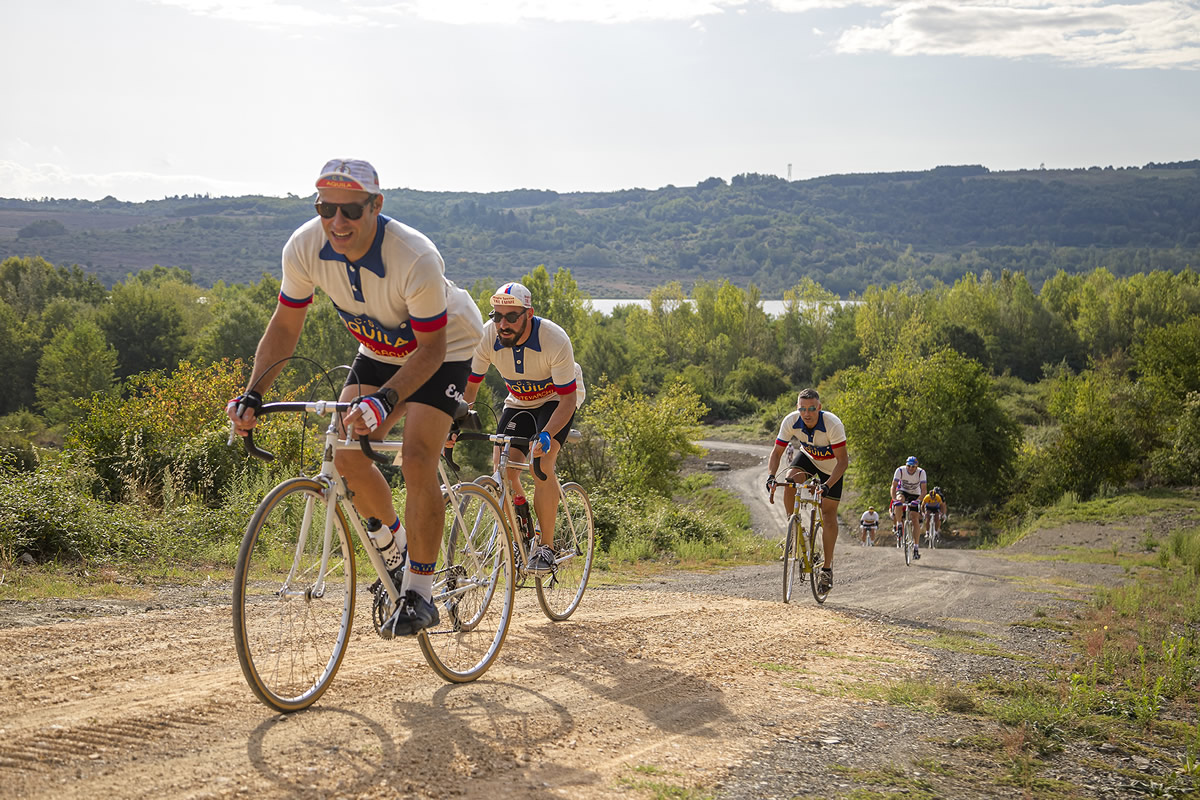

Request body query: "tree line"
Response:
[3, 252, 1200, 567]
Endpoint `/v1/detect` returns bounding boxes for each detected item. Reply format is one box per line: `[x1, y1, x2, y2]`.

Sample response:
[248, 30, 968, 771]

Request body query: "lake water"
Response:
[588, 299, 828, 316]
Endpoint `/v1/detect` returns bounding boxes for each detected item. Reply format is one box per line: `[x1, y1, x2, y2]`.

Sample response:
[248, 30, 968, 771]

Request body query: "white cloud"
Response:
[142, 0, 1200, 68]
[0, 160, 265, 202]
[385, 0, 745, 25]
[835, 1, 1200, 69]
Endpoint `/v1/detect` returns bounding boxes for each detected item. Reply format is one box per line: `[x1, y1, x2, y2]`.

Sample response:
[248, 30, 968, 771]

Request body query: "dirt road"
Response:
[1, 443, 1136, 799]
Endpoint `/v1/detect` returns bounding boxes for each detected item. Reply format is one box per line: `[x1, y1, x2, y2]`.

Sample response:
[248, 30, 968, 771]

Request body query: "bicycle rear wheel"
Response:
[783, 515, 801, 603]
[536, 482, 595, 621]
[418, 484, 515, 683]
[809, 515, 829, 604]
[233, 477, 355, 712]
[903, 520, 914, 566]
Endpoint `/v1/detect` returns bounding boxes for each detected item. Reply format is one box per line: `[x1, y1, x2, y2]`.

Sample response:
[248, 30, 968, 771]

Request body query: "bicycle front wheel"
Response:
[783, 515, 801, 603]
[536, 482, 595, 621]
[418, 484, 515, 683]
[809, 517, 828, 604]
[903, 520, 914, 566]
[233, 477, 355, 712]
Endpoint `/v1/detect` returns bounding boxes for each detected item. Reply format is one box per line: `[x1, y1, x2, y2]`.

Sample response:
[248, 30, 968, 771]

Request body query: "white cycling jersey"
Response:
[467, 316, 579, 409]
[893, 466, 927, 496]
[280, 215, 482, 364]
[860, 510, 880, 526]
[774, 410, 847, 477]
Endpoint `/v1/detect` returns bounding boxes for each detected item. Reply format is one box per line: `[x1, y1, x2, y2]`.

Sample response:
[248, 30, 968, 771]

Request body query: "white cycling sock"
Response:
[400, 565, 434, 602]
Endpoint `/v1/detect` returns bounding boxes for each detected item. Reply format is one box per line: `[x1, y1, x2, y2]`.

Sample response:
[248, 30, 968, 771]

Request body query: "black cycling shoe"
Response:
[817, 567, 833, 594]
[379, 590, 439, 639]
[526, 544, 557, 575]
[912, 547, 921, 561]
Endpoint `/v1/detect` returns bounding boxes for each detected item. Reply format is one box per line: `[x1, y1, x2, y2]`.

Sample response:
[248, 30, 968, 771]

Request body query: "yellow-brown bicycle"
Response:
[771, 476, 830, 605]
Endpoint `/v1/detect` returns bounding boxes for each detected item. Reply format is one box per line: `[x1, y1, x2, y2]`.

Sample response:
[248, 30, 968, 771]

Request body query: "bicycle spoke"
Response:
[418, 484, 515, 682]
[234, 479, 355, 712]
[536, 482, 595, 621]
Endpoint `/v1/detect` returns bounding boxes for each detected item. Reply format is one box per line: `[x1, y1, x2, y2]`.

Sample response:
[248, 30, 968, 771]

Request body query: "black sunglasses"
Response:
[489, 309, 526, 324]
[314, 196, 376, 220]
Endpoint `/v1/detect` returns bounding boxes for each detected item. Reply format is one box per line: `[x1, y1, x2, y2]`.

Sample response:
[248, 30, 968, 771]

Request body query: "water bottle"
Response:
[513, 496, 534, 541]
[366, 516, 406, 574]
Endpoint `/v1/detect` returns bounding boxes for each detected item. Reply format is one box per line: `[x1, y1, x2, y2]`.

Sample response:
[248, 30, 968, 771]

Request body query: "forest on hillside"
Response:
[1, 161, 1197, 296]
[3, 253, 1199, 533]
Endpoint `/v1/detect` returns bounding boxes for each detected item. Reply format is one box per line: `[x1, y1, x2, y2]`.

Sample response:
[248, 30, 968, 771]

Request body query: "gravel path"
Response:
[0, 441, 1167, 800]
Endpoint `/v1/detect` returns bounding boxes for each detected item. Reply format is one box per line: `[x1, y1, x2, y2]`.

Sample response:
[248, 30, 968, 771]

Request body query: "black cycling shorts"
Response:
[496, 401, 575, 455]
[785, 449, 843, 501]
[343, 353, 470, 418]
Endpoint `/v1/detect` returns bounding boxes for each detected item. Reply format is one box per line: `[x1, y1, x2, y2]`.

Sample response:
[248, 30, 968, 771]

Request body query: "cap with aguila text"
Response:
[491, 282, 533, 308]
[315, 159, 381, 194]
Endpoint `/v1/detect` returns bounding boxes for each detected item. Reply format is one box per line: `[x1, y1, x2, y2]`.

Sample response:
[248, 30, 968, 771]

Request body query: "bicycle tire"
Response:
[536, 482, 595, 621]
[233, 477, 355, 712]
[929, 518, 940, 549]
[782, 514, 800, 603]
[809, 515, 829, 604]
[903, 519, 914, 566]
[418, 484, 515, 683]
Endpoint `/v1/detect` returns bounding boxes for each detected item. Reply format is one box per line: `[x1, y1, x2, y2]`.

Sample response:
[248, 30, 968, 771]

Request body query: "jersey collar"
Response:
[318, 215, 388, 301]
[793, 410, 826, 437]
[493, 315, 543, 352]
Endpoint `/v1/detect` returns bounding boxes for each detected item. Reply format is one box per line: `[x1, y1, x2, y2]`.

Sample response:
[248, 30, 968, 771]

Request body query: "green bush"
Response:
[0, 450, 117, 560]
[582, 379, 707, 497]
[67, 359, 312, 506]
[589, 491, 743, 560]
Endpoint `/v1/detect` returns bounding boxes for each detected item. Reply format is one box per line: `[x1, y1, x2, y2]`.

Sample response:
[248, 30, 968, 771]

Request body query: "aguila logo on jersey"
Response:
[506, 378, 554, 401]
[337, 309, 417, 357]
[801, 442, 835, 460]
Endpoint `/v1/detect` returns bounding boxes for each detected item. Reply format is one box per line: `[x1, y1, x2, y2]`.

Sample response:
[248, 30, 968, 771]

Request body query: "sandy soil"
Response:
[0, 443, 1170, 799]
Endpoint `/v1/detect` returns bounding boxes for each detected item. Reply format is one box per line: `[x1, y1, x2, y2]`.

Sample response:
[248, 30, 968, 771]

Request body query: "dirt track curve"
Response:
[1, 441, 1136, 799]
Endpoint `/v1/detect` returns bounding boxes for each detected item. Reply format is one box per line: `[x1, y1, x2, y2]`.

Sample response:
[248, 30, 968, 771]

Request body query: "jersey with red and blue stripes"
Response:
[279, 215, 480, 364]
[467, 316, 577, 409]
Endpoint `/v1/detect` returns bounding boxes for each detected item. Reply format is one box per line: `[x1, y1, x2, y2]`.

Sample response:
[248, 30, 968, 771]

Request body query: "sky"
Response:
[3, 0, 1198, 202]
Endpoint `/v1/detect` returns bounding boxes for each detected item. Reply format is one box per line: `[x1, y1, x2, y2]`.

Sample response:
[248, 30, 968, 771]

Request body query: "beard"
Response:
[496, 317, 528, 347]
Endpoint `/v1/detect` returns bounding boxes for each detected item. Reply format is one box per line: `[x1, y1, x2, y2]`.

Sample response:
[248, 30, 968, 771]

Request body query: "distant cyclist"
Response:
[859, 506, 880, 546]
[922, 485, 947, 539]
[891, 456, 927, 560]
[765, 388, 849, 595]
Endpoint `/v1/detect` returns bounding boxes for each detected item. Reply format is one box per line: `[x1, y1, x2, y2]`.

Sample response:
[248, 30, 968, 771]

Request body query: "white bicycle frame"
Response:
[241, 400, 478, 608]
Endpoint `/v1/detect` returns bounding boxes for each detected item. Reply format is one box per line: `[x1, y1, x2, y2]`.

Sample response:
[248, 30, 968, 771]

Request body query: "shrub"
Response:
[67, 359, 308, 506]
[582, 380, 707, 497]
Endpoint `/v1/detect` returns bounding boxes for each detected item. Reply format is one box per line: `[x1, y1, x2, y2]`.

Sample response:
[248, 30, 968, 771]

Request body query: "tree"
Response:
[17, 219, 68, 238]
[97, 280, 188, 378]
[724, 357, 789, 401]
[520, 265, 589, 340]
[834, 347, 1019, 508]
[1040, 367, 1141, 499]
[35, 319, 118, 426]
[0, 298, 39, 414]
[0, 256, 105, 320]
[854, 282, 921, 361]
[191, 295, 272, 366]
[581, 380, 707, 497]
[776, 277, 845, 383]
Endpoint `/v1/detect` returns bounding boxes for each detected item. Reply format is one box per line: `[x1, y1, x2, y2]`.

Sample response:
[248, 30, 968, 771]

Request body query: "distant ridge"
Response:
[1, 161, 1197, 296]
